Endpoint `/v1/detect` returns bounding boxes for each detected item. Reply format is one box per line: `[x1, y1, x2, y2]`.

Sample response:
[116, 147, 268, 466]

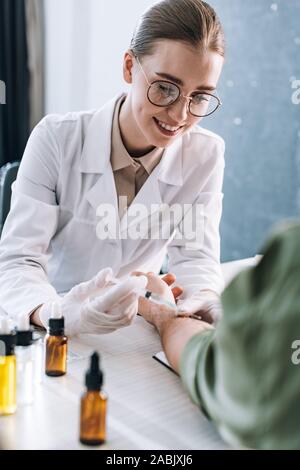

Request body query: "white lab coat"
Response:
[0, 94, 225, 321]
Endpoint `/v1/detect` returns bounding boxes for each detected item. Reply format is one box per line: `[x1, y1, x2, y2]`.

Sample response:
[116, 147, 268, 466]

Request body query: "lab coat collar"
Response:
[79, 94, 118, 174]
[158, 137, 183, 187]
[79, 93, 184, 187]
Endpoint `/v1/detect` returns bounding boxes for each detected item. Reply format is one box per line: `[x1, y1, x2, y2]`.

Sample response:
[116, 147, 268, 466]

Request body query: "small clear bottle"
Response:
[0, 317, 17, 416]
[16, 314, 36, 406]
[33, 333, 43, 385]
[45, 303, 68, 377]
[80, 352, 107, 446]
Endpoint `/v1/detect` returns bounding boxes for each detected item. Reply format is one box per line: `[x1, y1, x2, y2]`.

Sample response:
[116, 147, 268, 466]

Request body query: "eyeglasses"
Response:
[134, 54, 222, 118]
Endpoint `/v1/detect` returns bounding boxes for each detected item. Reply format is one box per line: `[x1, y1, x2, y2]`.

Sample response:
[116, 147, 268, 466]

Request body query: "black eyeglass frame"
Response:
[146, 79, 222, 118]
[134, 53, 222, 118]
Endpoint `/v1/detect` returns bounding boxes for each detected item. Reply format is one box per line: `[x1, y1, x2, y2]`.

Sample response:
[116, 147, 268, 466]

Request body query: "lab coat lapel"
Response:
[80, 94, 123, 239]
[158, 136, 183, 187]
[85, 170, 120, 240]
[79, 94, 184, 239]
[79, 93, 123, 174]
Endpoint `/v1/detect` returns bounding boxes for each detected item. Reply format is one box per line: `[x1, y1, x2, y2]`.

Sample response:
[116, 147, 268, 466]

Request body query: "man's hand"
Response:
[130, 272, 215, 373]
[135, 294, 213, 374]
[177, 291, 223, 325]
[160, 273, 184, 303]
[131, 271, 183, 319]
[131, 271, 183, 301]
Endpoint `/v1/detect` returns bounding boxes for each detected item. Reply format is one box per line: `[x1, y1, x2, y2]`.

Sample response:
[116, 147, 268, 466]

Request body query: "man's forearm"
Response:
[159, 318, 213, 373]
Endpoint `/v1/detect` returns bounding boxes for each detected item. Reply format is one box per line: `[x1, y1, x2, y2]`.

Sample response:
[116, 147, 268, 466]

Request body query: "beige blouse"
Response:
[110, 95, 164, 218]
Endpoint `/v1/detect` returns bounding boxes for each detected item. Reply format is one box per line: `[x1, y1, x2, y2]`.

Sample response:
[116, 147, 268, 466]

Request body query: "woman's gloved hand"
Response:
[39, 268, 148, 336]
[177, 291, 223, 325]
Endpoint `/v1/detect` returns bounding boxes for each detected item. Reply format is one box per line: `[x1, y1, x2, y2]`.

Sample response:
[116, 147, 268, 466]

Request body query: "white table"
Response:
[0, 257, 259, 450]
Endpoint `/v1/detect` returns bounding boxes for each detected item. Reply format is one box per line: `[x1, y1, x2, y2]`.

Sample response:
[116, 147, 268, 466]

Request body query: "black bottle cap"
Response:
[85, 352, 103, 391]
[0, 331, 16, 356]
[49, 317, 65, 336]
[16, 328, 34, 347]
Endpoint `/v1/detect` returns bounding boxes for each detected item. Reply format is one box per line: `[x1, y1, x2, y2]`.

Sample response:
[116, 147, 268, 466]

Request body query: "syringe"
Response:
[108, 276, 179, 313]
[107, 276, 203, 320]
[138, 289, 179, 312]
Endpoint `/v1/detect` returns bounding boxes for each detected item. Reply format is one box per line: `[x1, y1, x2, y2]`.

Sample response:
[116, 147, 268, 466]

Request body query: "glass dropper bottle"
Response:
[45, 303, 68, 377]
[0, 317, 17, 415]
[16, 314, 36, 406]
[80, 352, 107, 446]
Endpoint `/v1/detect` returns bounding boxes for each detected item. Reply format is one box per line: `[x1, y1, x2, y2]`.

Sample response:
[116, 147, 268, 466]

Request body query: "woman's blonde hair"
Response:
[130, 0, 225, 58]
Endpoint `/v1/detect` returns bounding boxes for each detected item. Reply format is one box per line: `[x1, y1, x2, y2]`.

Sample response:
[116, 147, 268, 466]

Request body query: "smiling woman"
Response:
[0, 0, 226, 340]
[120, 42, 223, 153]
[120, 0, 225, 155]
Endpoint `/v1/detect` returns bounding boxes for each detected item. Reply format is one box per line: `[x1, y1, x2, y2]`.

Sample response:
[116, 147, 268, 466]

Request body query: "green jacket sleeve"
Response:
[179, 221, 300, 450]
[180, 330, 215, 417]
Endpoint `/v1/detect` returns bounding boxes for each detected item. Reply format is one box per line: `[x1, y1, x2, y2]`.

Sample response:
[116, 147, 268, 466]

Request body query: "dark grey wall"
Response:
[204, 0, 300, 261]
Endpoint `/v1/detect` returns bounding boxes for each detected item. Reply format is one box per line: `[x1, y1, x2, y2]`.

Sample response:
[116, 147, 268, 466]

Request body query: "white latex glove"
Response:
[176, 290, 223, 325]
[39, 268, 148, 336]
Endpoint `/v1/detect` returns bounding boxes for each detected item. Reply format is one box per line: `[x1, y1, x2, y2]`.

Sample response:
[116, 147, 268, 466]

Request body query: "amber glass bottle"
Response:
[45, 316, 67, 377]
[80, 352, 107, 446]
